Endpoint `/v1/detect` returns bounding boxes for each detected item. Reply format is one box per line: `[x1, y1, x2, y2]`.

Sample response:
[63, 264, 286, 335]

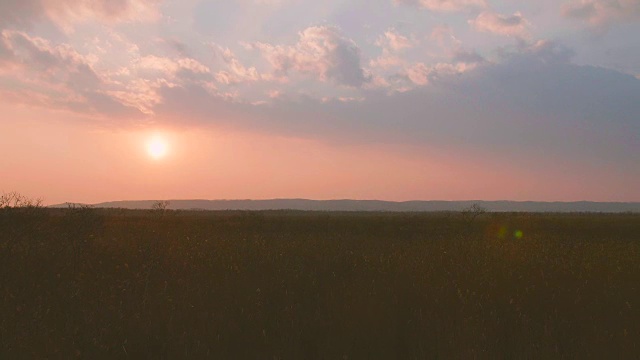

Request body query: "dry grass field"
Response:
[1, 208, 638, 358]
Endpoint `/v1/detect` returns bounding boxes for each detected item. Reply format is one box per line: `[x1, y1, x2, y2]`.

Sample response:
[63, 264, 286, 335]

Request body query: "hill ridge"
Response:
[50, 199, 640, 213]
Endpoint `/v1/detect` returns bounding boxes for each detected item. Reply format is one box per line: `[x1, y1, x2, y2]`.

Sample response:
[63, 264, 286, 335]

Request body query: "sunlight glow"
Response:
[147, 136, 168, 159]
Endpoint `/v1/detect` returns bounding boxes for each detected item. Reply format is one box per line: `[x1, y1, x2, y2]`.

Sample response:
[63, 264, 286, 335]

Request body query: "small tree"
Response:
[152, 200, 170, 213]
[66, 202, 94, 211]
[461, 203, 487, 225]
[0, 191, 43, 209]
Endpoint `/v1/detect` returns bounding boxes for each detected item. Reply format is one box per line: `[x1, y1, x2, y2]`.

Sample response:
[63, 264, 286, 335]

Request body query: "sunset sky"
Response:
[1, 0, 638, 205]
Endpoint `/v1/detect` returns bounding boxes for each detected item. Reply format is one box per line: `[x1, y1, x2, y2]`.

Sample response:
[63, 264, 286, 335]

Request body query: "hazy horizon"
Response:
[46, 198, 640, 214]
[55, 197, 640, 205]
[1, 0, 638, 204]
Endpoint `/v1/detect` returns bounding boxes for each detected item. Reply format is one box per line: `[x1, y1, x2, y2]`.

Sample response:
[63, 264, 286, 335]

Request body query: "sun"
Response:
[147, 136, 168, 159]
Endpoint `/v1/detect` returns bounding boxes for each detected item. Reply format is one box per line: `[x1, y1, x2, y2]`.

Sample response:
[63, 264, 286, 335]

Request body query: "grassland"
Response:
[1, 208, 638, 358]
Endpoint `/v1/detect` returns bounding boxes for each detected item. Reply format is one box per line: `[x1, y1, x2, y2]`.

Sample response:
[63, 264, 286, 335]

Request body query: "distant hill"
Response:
[50, 199, 640, 213]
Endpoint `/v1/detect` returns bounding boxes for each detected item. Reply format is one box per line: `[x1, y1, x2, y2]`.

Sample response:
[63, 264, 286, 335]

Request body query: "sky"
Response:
[0, 0, 638, 204]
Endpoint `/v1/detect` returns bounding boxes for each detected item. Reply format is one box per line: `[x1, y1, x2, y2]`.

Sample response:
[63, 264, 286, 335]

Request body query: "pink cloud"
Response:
[405, 63, 431, 85]
[0, 30, 142, 117]
[211, 44, 266, 85]
[370, 29, 414, 71]
[0, 0, 161, 30]
[469, 11, 530, 37]
[399, 61, 472, 87]
[393, 0, 487, 12]
[375, 28, 415, 52]
[114, 55, 216, 114]
[369, 54, 405, 70]
[135, 55, 210, 77]
[248, 26, 370, 87]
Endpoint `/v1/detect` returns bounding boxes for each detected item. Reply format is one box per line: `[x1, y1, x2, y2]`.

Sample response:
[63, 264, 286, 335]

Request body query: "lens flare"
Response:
[498, 226, 508, 239]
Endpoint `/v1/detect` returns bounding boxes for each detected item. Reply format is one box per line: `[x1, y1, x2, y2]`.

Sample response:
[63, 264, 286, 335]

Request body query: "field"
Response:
[1, 208, 639, 358]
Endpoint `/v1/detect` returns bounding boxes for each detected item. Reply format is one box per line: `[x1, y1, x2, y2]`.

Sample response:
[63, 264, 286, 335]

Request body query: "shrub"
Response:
[461, 203, 487, 225]
[0, 191, 43, 209]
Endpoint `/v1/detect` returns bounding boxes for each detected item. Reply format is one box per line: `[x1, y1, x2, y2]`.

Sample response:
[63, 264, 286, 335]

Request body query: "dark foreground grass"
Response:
[1, 209, 639, 359]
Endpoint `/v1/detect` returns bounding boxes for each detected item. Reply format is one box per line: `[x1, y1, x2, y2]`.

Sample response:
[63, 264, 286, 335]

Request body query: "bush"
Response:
[0, 191, 43, 209]
[461, 203, 487, 225]
[151, 200, 170, 212]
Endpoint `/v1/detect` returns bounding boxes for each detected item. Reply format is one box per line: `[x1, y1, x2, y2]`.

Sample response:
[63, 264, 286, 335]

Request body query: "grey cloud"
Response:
[162, 38, 190, 57]
[328, 37, 370, 87]
[153, 40, 639, 171]
[451, 49, 485, 64]
[465, 43, 637, 130]
[5, 31, 64, 71]
[562, 0, 640, 30]
[518, 39, 575, 64]
[563, 2, 597, 18]
[0, 0, 42, 27]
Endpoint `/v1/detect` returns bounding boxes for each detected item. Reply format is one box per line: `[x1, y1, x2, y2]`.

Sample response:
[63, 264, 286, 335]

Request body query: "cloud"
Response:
[451, 48, 485, 64]
[0, 1, 42, 28]
[0, 30, 141, 117]
[393, 0, 487, 12]
[0, 34, 12, 63]
[0, 29, 258, 118]
[469, 11, 530, 37]
[0, 0, 161, 30]
[430, 25, 462, 49]
[136, 55, 210, 77]
[211, 44, 266, 85]
[377, 46, 484, 90]
[249, 26, 371, 87]
[366, 29, 478, 92]
[392, 61, 475, 87]
[370, 28, 414, 70]
[375, 28, 415, 51]
[516, 39, 575, 64]
[161, 38, 190, 57]
[562, 0, 640, 29]
[404, 63, 432, 85]
[369, 54, 405, 70]
[105, 54, 216, 114]
[254, 0, 287, 5]
[150, 39, 639, 175]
